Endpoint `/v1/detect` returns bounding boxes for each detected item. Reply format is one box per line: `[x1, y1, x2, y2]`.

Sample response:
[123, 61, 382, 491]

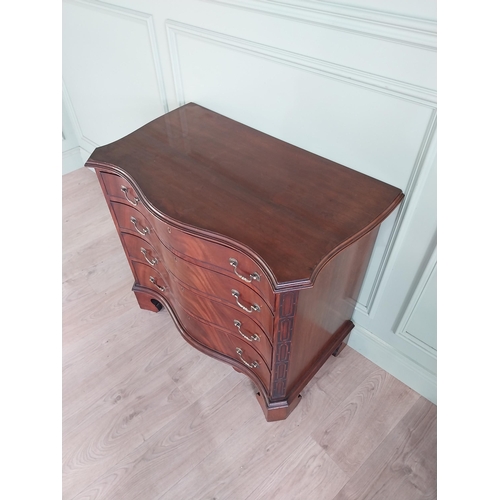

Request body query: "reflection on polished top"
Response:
[89, 103, 403, 286]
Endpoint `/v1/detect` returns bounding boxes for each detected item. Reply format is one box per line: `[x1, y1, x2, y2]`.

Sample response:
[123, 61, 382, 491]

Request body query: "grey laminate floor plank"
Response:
[312, 369, 421, 476]
[332, 396, 437, 500]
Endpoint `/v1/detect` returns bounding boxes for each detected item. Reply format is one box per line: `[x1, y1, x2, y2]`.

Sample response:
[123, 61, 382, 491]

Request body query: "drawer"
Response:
[102, 171, 274, 307]
[169, 275, 272, 368]
[121, 233, 163, 271]
[221, 330, 271, 391]
[101, 172, 142, 208]
[131, 261, 172, 301]
[176, 310, 271, 390]
[111, 201, 160, 243]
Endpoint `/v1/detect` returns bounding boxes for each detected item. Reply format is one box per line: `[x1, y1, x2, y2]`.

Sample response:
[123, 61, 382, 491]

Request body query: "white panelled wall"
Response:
[62, 0, 437, 402]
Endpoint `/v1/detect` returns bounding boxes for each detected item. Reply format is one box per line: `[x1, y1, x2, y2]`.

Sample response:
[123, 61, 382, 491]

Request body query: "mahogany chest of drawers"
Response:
[86, 103, 403, 421]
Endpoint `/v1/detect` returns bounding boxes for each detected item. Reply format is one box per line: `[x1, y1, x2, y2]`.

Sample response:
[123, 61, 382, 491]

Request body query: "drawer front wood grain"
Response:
[217, 328, 271, 390]
[175, 311, 271, 390]
[164, 231, 275, 309]
[101, 172, 141, 208]
[131, 261, 172, 302]
[121, 233, 162, 271]
[164, 255, 273, 335]
[168, 275, 272, 368]
[111, 201, 159, 244]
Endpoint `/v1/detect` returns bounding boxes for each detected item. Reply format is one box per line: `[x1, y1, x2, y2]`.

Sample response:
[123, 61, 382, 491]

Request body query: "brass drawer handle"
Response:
[234, 320, 260, 342]
[149, 276, 165, 292]
[231, 289, 260, 313]
[236, 347, 259, 369]
[141, 247, 158, 266]
[130, 216, 150, 235]
[121, 185, 139, 206]
[229, 258, 260, 282]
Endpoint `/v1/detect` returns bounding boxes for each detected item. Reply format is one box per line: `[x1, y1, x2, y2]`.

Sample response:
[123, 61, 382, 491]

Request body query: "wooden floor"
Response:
[62, 167, 437, 500]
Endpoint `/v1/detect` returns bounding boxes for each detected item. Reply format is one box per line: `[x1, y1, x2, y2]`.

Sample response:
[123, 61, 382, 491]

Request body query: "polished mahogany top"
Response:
[87, 103, 403, 286]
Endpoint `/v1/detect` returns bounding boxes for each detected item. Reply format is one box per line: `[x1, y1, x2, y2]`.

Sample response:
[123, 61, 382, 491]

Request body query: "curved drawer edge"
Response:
[89, 161, 279, 289]
[132, 283, 271, 398]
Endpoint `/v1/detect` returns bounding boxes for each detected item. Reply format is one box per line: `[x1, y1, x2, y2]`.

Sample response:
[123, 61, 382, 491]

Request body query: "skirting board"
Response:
[63, 147, 84, 175]
[62, 147, 93, 175]
[348, 324, 436, 404]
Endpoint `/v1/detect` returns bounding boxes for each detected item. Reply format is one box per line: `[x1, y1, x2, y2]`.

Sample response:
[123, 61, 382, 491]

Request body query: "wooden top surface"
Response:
[87, 103, 403, 286]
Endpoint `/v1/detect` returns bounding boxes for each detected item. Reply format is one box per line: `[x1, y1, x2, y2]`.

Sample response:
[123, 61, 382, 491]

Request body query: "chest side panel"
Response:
[284, 228, 380, 396]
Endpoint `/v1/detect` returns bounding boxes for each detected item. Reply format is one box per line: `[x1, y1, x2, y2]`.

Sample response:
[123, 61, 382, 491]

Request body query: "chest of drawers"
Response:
[85, 103, 403, 421]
